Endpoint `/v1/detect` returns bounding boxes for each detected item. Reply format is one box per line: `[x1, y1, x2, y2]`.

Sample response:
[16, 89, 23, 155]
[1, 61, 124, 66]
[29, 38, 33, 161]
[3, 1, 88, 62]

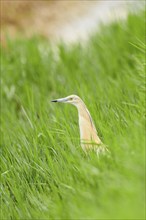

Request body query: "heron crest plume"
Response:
[51, 94, 108, 154]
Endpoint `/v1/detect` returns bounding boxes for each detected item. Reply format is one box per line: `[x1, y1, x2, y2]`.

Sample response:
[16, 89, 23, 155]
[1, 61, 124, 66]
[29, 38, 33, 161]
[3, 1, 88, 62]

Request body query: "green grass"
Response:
[1, 10, 145, 220]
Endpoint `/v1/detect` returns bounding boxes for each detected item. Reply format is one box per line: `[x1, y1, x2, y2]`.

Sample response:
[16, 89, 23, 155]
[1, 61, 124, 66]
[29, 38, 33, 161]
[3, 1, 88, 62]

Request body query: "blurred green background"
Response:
[1, 1, 145, 219]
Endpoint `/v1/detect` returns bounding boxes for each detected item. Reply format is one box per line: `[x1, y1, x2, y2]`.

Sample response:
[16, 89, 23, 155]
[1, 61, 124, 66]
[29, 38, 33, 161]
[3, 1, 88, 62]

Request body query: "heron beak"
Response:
[51, 97, 68, 103]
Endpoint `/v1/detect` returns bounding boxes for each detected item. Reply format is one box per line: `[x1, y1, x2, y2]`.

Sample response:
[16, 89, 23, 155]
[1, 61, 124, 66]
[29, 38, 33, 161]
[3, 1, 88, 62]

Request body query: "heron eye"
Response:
[70, 97, 73, 101]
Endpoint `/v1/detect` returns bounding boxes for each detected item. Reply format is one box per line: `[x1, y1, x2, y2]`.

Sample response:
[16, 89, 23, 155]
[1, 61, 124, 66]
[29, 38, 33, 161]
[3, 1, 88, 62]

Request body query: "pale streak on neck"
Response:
[76, 101, 101, 148]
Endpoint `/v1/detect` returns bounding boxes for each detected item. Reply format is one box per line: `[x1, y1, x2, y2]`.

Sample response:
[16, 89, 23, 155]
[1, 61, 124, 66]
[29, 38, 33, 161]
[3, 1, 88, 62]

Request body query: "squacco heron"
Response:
[51, 95, 108, 155]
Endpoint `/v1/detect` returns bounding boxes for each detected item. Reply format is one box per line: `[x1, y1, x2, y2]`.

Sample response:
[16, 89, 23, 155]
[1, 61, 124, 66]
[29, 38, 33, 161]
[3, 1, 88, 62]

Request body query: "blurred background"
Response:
[1, 1, 145, 220]
[1, 0, 143, 45]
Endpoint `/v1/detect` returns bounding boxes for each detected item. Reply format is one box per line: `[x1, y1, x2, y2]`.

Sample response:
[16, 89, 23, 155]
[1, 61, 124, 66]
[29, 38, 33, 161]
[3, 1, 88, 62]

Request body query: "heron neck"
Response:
[76, 102, 94, 128]
[75, 101, 101, 145]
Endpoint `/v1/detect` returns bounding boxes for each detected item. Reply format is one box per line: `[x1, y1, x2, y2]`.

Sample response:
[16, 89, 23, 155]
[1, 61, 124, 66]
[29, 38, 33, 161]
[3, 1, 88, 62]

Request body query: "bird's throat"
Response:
[77, 103, 101, 145]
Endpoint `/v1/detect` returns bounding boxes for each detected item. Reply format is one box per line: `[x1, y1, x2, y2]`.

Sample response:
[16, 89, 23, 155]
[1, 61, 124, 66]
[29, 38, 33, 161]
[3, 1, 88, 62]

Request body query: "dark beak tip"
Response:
[51, 100, 57, 102]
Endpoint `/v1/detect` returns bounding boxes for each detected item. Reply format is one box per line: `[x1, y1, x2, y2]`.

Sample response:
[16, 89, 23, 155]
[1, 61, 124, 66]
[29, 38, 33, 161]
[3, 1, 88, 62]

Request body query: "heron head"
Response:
[51, 94, 81, 106]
